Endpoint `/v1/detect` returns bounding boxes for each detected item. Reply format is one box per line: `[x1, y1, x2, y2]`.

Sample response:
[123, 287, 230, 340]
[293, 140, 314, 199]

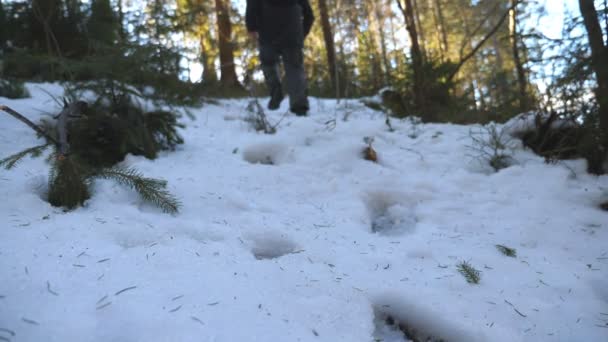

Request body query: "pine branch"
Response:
[0, 143, 51, 170]
[47, 156, 92, 209]
[457, 261, 481, 284]
[0, 105, 59, 146]
[95, 166, 180, 214]
[496, 244, 517, 258]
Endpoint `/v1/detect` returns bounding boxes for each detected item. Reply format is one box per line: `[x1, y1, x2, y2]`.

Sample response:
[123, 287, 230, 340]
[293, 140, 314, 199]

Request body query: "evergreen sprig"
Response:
[0, 143, 51, 170]
[48, 155, 92, 209]
[457, 261, 481, 285]
[496, 244, 517, 257]
[95, 166, 180, 214]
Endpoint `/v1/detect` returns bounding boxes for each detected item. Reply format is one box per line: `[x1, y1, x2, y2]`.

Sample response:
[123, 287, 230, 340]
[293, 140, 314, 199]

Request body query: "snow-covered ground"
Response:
[1, 83, 607, 342]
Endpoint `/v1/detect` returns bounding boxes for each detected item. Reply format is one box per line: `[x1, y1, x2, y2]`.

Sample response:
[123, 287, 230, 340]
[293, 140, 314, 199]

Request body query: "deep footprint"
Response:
[242, 142, 290, 165]
[372, 293, 477, 342]
[363, 190, 417, 235]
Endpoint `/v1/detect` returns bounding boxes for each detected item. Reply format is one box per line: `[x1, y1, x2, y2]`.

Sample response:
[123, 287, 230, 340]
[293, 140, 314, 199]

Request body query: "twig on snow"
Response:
[46, 281, 59, 296]
[114, 286, 137, 296]
[505, 300, 527, 317]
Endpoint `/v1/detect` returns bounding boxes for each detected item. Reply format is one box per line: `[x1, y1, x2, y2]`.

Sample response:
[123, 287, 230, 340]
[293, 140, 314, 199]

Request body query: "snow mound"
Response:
[502, 111, 577, 137]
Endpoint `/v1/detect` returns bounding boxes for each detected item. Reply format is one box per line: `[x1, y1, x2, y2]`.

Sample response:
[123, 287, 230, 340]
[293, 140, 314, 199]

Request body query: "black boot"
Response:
[267, 86, 284, 110]
[290, 104, 309, 116]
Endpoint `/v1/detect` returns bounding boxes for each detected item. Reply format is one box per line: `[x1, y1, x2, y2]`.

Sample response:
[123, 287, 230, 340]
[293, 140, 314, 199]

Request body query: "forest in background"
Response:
[0, 0, 607, 172]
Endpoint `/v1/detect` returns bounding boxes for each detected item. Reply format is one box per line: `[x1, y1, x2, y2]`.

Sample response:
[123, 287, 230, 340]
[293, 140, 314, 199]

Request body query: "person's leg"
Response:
[281, 46, 309, 116]
[259, 44, 284, 110]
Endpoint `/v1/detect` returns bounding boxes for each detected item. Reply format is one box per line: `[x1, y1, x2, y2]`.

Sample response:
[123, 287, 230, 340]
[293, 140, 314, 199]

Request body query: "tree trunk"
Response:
[318, 0, 338, 96]
[509, 0, 529, 112]
[0, 2, 5, 49]
[215, 0, 240, 87]
[412, 0, 426, 56]
[604, 0, 608, 45]
[579, 0, 608, 134]
[200, 35, 218, 84]
[117, 0, 126, 42]
[397, 0, 427, 119]
[363, 1, 385, 90]
[434, 0, 449, 59]
[579, 0, 608, 173]
[374, 0, 392, 84]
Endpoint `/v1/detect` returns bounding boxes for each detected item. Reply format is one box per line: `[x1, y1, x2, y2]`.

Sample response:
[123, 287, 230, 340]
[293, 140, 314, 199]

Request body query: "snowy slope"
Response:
[1, 84, 607, 342]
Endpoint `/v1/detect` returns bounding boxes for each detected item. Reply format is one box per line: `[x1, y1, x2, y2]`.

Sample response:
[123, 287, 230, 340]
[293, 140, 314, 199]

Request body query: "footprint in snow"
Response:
[242, 141, 291, 165]
[363, 190, 418, 235]
[372, 293, 482, 342]
[245, 231, 299, 260]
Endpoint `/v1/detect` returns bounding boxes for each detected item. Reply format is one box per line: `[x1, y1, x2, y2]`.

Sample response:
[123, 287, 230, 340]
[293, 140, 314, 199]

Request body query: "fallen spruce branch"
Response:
[1, 102, 87, 156]
[1, 105, 60, 147]
[1, 101, 180, 214]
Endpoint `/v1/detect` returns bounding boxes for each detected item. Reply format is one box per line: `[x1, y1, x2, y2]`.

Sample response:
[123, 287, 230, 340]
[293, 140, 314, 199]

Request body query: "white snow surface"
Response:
[1, 83, 607, 342]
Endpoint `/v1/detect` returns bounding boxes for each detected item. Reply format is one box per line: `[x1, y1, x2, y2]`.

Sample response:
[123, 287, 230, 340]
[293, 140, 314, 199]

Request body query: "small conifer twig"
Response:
[95, 167, 180, 214]
[457, 261, 481, 284]
[496, 244, 517, 257]
[0, 143, 51, 170]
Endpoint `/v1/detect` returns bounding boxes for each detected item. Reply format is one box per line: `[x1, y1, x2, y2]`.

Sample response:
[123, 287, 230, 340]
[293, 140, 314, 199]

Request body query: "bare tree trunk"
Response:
[435, 0, 449, 58]
[365, 1, 386, 89]
[318, 0, 338, 96]
[397, 0, 427, 119]
[427, 0, 443, 60]
[117, 0, 126, 42]
[509, 0, 529, 112]
[579, 0, 608, 135]
[412, 0, 426, 56]
[374, 0, 392, 84]
[604, 0, 608, 45]
[200, 35, 218, 84]
[215, 0, 240, 87]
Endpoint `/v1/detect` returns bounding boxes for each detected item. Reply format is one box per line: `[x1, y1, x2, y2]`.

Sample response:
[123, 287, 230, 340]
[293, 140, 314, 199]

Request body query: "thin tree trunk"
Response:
[427, 0, 444, 60]
[375, 1, 392, 84]
[397, 0, 427, 119]
[215, 0, 240, 87]
[435, 0, 449, 58]
[200, 35, 217, 84]
[604, 0, 608, 45]
[412, 0, 426, 56]
[579, 0, 608, 135]
[117, 0, 126, 42]
[318, 0, 338, 96]
[509, 0, 529, 112]
[365, 1, 386, 89]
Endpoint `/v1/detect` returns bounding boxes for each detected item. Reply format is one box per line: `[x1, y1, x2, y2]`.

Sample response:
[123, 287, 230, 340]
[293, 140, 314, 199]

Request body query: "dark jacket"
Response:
[246, 0, 314, 47]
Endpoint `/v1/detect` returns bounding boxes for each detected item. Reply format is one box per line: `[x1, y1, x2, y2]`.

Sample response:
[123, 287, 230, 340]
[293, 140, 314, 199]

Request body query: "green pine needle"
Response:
[496, 244, 517, 257]
[457, 261, 481, 285]
[95, 166, 180, 214]
[0, 143, 51, 170]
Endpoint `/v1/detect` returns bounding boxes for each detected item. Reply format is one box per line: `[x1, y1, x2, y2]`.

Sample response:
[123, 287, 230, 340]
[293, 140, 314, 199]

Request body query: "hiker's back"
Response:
[258, 0, 303, 46]
[263, 0, 298, 6]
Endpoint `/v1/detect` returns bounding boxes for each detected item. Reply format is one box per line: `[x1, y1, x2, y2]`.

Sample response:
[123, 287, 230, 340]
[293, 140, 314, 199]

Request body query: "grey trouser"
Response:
[259, 44, 309, 111]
